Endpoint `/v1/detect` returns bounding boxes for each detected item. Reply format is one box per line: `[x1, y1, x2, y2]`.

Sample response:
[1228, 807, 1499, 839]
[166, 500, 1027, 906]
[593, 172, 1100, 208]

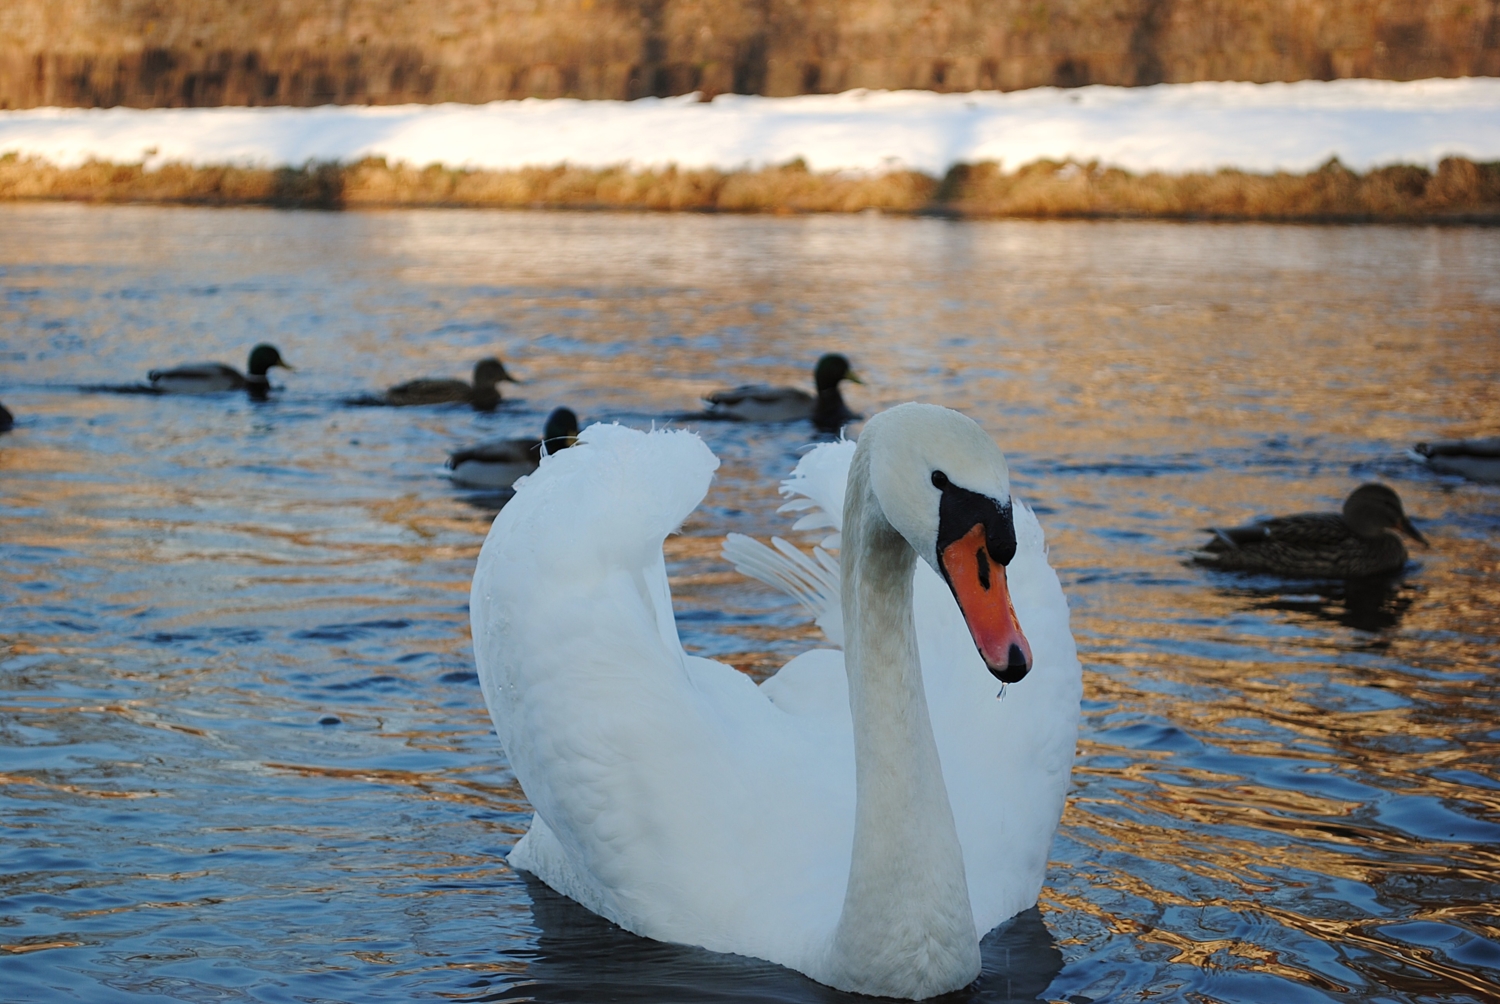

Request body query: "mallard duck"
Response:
[0, 399, 12, 432]
[446, 407, 580, 489]
[374, 357, 518, 411]
[1194, 483, 1426, 578]
[148, 344, 292, 395]
[1415, 436, 1500, 484]
[704, 353, 861, 432]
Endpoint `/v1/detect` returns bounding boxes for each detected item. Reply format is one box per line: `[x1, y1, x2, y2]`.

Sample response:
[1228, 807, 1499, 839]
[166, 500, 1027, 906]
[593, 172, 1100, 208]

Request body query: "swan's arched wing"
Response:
[471, 423, 853, 972]
[721, 439, 855, 644]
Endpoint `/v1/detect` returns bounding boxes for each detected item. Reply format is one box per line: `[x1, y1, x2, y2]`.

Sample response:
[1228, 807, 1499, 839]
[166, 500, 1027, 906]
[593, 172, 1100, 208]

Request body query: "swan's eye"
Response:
[931, 470, 950, 490]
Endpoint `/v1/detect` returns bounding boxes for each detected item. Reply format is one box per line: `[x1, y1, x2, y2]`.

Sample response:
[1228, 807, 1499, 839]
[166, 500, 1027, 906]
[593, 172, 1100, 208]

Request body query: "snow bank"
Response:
[2, 78, 1497, 176]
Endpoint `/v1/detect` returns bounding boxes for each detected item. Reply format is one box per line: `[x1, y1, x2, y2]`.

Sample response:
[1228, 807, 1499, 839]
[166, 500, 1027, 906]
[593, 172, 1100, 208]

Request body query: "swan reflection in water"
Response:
[505, 875, 1066, 1004]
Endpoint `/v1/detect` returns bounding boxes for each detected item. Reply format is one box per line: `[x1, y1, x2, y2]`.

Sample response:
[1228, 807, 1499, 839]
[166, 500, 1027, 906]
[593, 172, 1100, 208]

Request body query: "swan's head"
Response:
[865, 403, 1033, 683]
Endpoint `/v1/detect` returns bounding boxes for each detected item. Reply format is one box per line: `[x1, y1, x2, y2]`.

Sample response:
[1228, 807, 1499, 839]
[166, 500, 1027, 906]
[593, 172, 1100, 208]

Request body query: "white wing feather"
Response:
[721, 439, 855, 644]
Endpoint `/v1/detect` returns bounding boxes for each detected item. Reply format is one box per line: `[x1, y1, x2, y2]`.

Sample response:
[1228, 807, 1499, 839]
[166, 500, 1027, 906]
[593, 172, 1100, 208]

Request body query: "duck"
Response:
[446, 407, 580, 489]
[1193, 483, 1426, 579]
[470, 404, 1081, 999]
[0, 399, 12, 432]
[373, 357, 518, 410]
[704, 352, 861, 432]
[1414, 435, 1500, 484]
[147, 343, 292, 395]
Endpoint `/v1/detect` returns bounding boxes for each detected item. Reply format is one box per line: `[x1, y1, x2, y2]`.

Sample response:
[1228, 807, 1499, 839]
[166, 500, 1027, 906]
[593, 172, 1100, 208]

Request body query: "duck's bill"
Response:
[940, 524, 1033, 683]
[1399, 516, 1428, 546]
[278, 361, 296, 371]
[846, 370, 864, 385]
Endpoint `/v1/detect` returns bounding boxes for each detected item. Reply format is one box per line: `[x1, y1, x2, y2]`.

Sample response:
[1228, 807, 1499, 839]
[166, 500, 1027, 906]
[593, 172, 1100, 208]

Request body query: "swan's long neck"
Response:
[827, 446, 980, 998]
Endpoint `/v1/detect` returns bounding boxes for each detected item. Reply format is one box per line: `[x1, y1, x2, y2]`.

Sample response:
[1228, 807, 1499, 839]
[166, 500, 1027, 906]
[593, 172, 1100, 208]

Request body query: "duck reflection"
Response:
[1220, 575, 1415, 633]
[506, 874, 1064, 1003]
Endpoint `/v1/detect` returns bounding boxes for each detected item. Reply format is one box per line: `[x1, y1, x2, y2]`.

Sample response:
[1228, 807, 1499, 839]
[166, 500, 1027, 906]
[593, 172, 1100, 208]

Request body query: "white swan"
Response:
[470, 403, 1081, 999]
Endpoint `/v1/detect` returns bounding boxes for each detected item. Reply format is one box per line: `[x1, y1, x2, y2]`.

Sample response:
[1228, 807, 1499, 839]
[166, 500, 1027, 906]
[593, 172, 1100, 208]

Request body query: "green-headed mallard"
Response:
[148, 343, 292, 395]
[1415, 436, 1500, 484]
[1194, 483, 1426, 578]
[447, 407, 579, 489]
[704, 353, 861, 432]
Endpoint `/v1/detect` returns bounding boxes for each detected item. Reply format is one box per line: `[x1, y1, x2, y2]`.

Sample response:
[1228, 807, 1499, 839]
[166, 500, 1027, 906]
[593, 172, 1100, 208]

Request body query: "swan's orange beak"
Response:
[940, 524, 1033, 683]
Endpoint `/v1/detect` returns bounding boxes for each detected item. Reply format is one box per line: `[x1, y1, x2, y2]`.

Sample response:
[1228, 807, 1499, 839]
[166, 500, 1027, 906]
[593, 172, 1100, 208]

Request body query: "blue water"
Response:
[1, 205, 1498, 1002]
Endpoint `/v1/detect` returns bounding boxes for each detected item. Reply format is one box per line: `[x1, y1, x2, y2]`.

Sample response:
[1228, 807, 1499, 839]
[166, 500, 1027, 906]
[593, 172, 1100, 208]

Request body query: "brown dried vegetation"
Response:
[3, 0, 1499, 109]
[2, 153, 1497, 221]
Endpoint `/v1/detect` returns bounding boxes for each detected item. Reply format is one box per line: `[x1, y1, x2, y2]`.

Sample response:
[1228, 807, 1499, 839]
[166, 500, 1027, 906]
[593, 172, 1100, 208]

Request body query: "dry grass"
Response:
[2, 152, 1497, 221]
[939, 157, 1500, 221]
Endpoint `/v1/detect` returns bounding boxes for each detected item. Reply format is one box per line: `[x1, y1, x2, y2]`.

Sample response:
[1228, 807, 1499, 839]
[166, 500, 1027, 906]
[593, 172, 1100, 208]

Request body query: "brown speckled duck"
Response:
[1194, 483, 1426, 578]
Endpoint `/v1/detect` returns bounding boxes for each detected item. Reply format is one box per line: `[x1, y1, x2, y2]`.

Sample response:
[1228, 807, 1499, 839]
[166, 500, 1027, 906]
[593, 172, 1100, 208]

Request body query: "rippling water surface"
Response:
[2, 205, 1498, 1003]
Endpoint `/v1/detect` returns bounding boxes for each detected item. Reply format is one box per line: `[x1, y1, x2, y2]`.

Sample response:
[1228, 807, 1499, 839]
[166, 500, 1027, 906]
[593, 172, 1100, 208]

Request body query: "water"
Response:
[1, 204, 1498, 1003]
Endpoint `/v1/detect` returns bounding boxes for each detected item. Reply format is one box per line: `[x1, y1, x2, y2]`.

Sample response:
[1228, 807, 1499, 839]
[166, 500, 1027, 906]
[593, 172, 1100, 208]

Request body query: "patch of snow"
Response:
[2, 78, 1497, 176]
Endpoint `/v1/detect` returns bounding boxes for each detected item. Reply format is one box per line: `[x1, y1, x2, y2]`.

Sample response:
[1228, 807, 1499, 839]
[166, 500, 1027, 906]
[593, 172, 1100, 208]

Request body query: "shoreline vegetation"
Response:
[2, 153, 1498, 222]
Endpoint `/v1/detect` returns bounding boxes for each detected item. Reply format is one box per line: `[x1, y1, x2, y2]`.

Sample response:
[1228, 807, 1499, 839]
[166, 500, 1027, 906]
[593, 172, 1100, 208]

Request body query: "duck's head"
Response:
[542, 407, 580, 453]
[864, 403, 1033, 683]
[814, 353, 861, 393]
[474, 357, 520, 387]
[1344, 483, 1426, 545]
[247, 344, 292, 377]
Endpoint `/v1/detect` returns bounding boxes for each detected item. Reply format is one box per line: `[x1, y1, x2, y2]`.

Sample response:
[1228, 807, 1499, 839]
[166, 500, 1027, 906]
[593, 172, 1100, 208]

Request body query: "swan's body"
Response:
[470, 406, 1080, 998]
[705, 353, 861, 432]
[1416, 436, 1500, 484]
[148, 343, 291, 396]
[447, 407, 579, 489]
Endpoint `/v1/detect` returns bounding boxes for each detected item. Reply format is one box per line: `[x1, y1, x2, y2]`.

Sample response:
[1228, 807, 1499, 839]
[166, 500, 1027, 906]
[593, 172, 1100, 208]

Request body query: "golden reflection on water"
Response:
[1, 204, 1498, 1001]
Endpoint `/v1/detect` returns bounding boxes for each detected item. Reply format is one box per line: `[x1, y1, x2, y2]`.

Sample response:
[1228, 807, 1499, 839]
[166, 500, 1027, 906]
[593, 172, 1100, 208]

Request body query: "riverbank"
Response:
[2, 154, 1497, 221]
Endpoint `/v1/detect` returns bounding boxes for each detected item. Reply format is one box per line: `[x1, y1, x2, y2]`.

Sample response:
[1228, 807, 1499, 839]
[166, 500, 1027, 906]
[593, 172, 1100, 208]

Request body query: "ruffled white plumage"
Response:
[471, 421, 1080, 990]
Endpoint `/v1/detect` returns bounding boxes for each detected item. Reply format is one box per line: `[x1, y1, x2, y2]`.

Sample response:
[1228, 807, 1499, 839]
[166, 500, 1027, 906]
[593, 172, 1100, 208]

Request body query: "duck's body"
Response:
[0, 399, 12, 432]
[447, 408, 579, 489]
[148, 344, 291, 396]
[379, 357, 517, 410]
[1194, 483, 1425, 579]
[705, 353, 860, 432]
[1415, 436, 1500, 484]
[470, 407, 1080, 998]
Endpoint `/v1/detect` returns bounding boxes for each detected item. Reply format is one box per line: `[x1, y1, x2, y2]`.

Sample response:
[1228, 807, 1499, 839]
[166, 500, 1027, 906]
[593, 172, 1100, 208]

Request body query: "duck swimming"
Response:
[1194, 483, 1426, 578]
[470, 404, 1080, 998]
[1415, 436, 1500, 484]
[148, 343, 292, 395]
[369, 357, 518, 410]
[447, 407, 580, 489]
[704, 353, 861, 432]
